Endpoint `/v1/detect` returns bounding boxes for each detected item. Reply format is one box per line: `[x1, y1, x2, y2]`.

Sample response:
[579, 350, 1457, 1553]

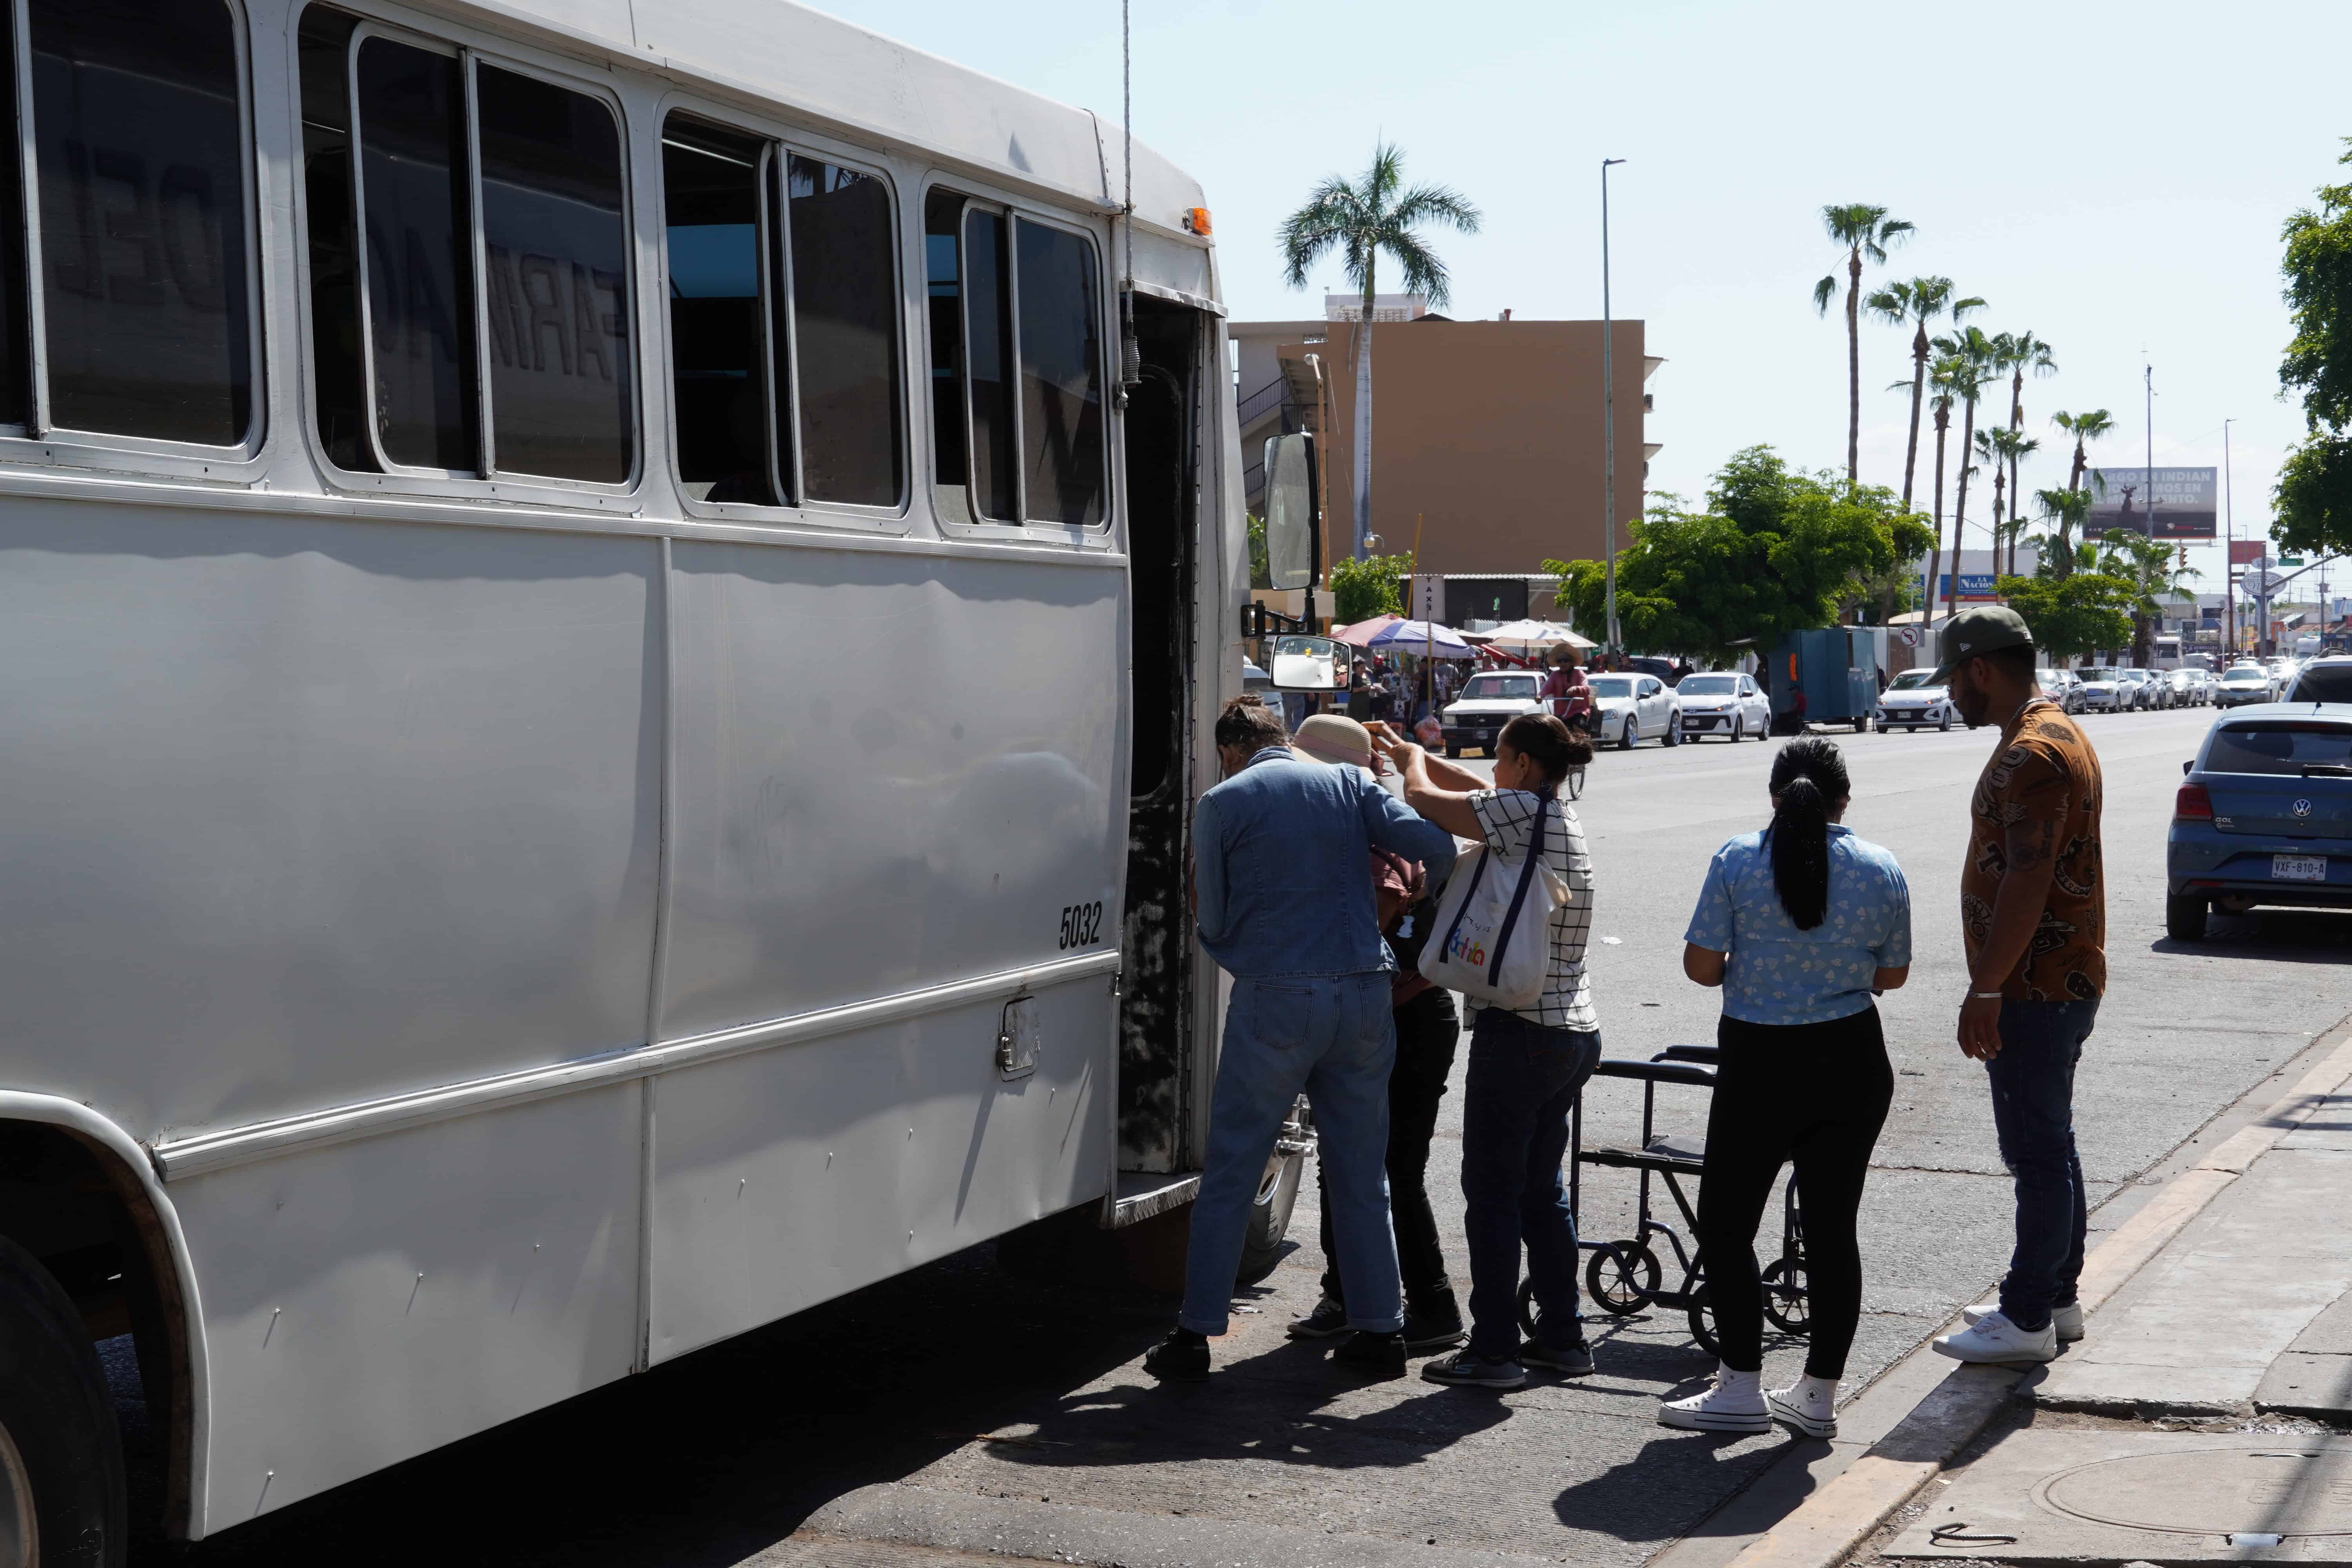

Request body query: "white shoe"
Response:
[1964, 1299, 2083, 1342]
[1766, 1380, 1838, 1438]
[1659, 1372, 1770, 1433]
[1932, 1310, 2057, 1364]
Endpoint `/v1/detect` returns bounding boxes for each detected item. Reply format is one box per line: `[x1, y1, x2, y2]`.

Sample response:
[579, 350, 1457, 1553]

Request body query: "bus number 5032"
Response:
[1058, 901, 1104, 950]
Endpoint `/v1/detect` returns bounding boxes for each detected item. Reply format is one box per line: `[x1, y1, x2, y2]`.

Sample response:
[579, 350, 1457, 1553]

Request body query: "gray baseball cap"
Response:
[1929, 604, 2034, 682]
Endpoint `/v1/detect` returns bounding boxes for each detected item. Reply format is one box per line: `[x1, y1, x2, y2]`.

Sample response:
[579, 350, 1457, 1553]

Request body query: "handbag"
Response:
[1417, 799, 1570, 1009]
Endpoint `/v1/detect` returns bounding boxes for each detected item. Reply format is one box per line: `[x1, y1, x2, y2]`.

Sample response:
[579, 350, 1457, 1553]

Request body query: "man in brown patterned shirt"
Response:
[1924, 607, 2106, 1368]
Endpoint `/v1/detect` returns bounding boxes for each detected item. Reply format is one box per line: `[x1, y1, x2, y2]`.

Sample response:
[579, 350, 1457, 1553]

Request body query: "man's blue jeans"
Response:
[1988, 998, 2099, 1332]
[1181, 973, 1401, 1336]
[1460, 1009, 1603, 1359]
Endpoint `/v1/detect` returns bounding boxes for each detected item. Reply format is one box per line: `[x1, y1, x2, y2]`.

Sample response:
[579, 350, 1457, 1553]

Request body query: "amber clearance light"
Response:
[1184, 206, 1212, 237]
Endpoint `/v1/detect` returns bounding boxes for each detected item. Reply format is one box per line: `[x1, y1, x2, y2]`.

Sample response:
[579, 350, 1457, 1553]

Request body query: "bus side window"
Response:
[25, 0, 253, 446]
[301, 18, 634, 486]
[662, 116, 778, 506]
[1012, 220, 1104, 528]
[785, 155, 900, 507]
[960, 206, 1017, 522]
[922, 189, 965, 494]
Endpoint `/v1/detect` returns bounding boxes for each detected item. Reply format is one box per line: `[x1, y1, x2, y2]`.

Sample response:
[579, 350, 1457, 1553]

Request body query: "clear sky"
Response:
[811, 0, 2352, 590]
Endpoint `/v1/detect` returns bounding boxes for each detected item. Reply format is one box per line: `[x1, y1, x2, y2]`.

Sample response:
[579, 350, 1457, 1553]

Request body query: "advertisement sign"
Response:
[2084, 466, 2218, 539]
[1916, 572, 1999, 603]
[2229, 539, 2266, 566]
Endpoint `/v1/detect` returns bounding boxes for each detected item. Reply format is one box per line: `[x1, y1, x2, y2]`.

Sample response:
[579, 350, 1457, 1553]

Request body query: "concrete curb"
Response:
[1694, 1022, 2352, 1568]
[798, 1483, 1553, 1568]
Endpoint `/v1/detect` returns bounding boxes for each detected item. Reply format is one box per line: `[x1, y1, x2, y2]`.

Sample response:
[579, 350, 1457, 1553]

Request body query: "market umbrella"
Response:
[1362, 618, 1475, 659]
[1481, 619, 1597, 652]
[1329, 614, 1403, 648]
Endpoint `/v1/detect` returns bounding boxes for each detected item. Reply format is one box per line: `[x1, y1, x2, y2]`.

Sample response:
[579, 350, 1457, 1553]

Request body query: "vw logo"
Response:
[2294, 799, 2314, 818]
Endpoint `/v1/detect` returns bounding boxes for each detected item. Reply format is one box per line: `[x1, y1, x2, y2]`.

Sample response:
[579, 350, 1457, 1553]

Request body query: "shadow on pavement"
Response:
[1551, 1430, 1796, 1543]
[2153, 907, 2352, 963]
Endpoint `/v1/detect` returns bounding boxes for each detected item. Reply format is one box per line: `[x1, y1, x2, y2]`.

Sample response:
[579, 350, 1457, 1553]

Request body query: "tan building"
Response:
[1233, 296, 1661, 619]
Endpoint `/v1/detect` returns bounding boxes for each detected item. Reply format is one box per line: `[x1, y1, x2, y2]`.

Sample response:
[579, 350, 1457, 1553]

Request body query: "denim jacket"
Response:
[1193, 748, 1459, 979]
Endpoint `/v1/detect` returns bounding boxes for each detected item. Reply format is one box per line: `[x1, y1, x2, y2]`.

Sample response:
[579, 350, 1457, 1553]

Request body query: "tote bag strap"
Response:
[1485, 800, 1550, 990]
[1436, 841, 1494, 962]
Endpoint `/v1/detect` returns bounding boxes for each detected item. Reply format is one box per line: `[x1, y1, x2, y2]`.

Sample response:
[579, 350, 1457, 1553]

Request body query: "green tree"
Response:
[1813, 205, 1915, 484]
[1866, 276, 1984, 507]
[1989, 330, 2057, 571]
[1246, 512, 1270, 589]
[1997, 569, 2134, 663]
[2031, 485, 2093, 578]
[1931, 326, 1998, 618]
[1544, 448, 1929, 658]
[1327, 552, 1410, 623]
[2097, 532, 2200, 666]
[1922, 356, 1961, 623]
[2049, 408, 2112, 497]
[2276, 141, 2352, 553]
[1279, 145, 1480, 561]
[1975, 426, 2040, 575]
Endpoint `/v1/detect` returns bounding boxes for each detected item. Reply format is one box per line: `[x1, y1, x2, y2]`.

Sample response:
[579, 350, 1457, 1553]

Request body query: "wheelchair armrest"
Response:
[1592, 1058, 1716, 1088]
[1657, 1045, 1720, 1065]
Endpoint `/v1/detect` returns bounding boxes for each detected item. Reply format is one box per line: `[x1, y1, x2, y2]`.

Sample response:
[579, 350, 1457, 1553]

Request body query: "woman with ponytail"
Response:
[1659, 737, 1911, 1440]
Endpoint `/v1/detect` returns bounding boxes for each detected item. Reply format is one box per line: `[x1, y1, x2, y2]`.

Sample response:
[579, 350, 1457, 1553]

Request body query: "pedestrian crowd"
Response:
[1154, 606, 2105, 1442]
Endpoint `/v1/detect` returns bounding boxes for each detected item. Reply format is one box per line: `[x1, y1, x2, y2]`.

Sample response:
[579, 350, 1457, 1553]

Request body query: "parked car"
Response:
[1586, 672, 1681, 750]
[2167, 705, 2352, 938]
[1673, 670, 1770, 742]
[2037, 666, 2084, 714]
[1439, 670, 1548, 758]
[1877, 669, 1958, 732]
[1623, 655, 1685, 687]
[2075, 666, 2128, 713]
[2216, 663, 2281, 707]
[2120, 668, 2165, 710]
[2163, 668, 2201, 708]
[2286, 656, 2352, 704]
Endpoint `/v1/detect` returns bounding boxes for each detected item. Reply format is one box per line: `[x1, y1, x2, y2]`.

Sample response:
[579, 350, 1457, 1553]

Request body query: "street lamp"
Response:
[1601, 157, 1626, 655]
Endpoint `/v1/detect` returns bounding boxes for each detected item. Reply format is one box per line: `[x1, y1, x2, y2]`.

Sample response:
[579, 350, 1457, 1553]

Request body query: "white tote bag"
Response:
[1417, 802, 1570, 1010]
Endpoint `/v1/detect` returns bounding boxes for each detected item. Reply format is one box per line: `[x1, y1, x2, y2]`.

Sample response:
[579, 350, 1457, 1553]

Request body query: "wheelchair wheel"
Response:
[1586, 1241, 1659, 1317]
[1760, 1256, 1811, 1336]
[1685, 1284, 1722, 1360]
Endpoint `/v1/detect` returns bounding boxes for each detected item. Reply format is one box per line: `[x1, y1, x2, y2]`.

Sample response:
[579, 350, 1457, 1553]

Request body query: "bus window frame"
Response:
[0, 0, 269, 477]
[919, 171, 1116, 553]
[298, 7, 644, 508]
[653, 91, 911, 534]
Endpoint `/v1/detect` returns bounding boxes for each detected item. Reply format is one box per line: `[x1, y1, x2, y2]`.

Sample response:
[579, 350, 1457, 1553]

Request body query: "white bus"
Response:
[0, 0, 1264, 1552]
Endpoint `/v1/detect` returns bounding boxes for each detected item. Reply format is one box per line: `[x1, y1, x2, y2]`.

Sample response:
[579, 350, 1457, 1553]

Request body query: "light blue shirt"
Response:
[1683, 824, 1911, 1027]
[1194, 748, 1458, 980]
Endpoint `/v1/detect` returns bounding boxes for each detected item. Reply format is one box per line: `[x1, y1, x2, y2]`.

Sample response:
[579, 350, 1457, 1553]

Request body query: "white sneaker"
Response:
[1963, 1299, 2083, 1342]
[1659, 1372, 1770, 1433]
[1932, 1309, 2058, 1363]
[1766, 1381, 1838, 1438]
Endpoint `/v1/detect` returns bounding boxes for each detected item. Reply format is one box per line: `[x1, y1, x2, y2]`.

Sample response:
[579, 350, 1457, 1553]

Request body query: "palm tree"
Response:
[2033, 486, 2092, 577]
[1279, 143, 1480, 560]
[1931, 327, 1996, 619]
[1864, 276, 1983, 507]
[1924, 354, 1964, 622]
[2049, 408, 2114, 495]
[2099, 532, 2200, 666]
[1812, 204, 1914, 484]
[1989, 330, 2057, 566]
[1990, 429, 2041, 574]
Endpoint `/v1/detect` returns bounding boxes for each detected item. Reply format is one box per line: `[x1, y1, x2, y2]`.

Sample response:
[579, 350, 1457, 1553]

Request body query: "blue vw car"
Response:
[2167, 703, 2352, 939]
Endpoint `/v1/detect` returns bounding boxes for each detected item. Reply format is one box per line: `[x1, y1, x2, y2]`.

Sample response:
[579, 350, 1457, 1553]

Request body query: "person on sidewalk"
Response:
[1146, 701, 1457, 1384]
[1658, 738, 1911, 1438]
[1371, 713, 1604, 1391]
[1924, 607, 2105, 1366]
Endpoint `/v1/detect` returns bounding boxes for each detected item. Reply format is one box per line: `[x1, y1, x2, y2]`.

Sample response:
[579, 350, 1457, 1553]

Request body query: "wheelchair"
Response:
[1518, 1046, 1809, 1358]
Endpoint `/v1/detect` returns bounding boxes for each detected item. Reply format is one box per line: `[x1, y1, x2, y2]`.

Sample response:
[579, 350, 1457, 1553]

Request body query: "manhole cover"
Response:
[2035, 1447, 2352, 1540]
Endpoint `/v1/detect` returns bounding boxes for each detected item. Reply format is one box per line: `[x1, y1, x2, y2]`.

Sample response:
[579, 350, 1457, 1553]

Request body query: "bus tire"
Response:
[0, 1232, 126, 1568]
[1234, 1148, 1305, 1288]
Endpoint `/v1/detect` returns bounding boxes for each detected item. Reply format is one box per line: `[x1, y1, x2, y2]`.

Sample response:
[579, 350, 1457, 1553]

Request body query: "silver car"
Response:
[2215, 663, 2280, 707]
[2075, 666, 2126, 713]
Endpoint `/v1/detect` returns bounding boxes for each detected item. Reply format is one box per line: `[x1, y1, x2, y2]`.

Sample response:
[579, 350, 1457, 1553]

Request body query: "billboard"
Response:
[2229, 539, 2266, 566]
[1915, 572, 1998, 603]
[2084, 466, 2217, 539]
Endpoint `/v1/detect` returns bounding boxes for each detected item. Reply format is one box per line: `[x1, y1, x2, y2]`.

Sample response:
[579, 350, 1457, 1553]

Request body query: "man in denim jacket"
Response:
[1145, 701, 1457, 1382]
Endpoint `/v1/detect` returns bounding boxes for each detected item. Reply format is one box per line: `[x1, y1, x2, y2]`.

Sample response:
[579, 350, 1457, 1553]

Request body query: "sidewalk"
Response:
[1860, 1049, 2352, 1563]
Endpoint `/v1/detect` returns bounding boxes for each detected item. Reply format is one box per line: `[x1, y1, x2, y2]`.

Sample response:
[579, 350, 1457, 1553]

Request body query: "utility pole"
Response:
[2143, 359, 2156, 539]
[2223, 418, 2235, 655]
[1601, 157, 1625, 654]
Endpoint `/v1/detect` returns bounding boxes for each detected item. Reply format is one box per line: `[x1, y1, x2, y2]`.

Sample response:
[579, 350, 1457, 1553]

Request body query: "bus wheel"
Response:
[0, 1233, 125, 1568]
[1236, 1144, 1306, 1288]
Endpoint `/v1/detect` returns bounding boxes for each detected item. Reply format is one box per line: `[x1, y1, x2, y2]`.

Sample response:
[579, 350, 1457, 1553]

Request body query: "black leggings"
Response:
[1697, 1006, 1893, 1380]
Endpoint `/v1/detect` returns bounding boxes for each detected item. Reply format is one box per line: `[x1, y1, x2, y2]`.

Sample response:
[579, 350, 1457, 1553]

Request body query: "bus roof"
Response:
[475, 0, 1211, 271]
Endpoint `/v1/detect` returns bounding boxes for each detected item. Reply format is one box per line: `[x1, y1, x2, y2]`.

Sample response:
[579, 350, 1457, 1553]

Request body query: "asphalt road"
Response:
[134, 704, 2352, 1568]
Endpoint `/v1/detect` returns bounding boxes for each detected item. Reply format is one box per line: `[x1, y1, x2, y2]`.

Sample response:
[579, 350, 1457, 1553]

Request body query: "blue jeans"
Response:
[1460, 1009, 1603, 1359]
[1988, 998, 2098, 1332]
[1181, 973, 1401, 1336]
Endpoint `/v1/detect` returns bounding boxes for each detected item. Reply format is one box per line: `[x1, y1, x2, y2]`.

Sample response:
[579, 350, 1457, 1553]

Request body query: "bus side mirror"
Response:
[1270, 634, 1343, 691]
[1262, 432, 1319, 593]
